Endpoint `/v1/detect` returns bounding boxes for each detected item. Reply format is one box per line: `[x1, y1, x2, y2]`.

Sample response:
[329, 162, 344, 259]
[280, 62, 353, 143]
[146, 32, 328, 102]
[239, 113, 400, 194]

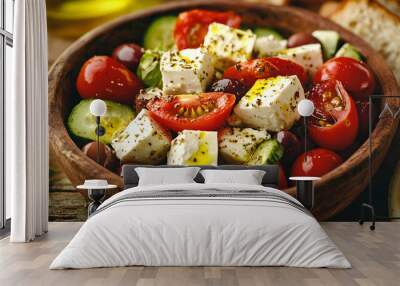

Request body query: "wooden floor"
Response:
[0, 222, 399, 286]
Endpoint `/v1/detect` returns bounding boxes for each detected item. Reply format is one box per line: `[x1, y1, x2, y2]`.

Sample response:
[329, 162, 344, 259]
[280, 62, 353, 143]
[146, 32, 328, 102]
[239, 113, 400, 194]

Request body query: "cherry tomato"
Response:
[308, 80, 359, 151]
[223, 57, 307, 89]
[174, 9, 241, 50]
[76, 56, 143, 105]
[291, 148, 343, 177]
[147, 92, 236, 132]
[208, 78, 247, 101]
[223, 58, 279, 88]
[314, 57, 375, 101]
[264, 57, 308, 87]
[278, 165, 288, 189]
[112, 43, 143, 71]
[287, 32, 320, 48]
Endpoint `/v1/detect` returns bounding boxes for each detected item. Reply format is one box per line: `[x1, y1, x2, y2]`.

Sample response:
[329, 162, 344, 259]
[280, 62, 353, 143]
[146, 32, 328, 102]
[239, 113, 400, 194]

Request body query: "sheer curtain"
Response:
[9, 0, 49, 242]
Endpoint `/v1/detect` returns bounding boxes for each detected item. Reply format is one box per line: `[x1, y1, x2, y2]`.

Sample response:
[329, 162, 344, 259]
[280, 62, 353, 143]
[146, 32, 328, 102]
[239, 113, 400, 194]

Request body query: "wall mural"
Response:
[47, 0, 400, 221]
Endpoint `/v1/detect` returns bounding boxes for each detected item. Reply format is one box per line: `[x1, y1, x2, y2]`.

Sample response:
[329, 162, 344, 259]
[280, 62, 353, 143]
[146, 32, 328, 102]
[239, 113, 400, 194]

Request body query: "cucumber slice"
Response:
[254, 27, 284, 40]
[335, 43, 363, 61]
[137, 50, 162, 88]
[143, 16, 177, 51]
[248, 139, 284, 165]
[312, 30, 340, 59]
[67, 99, 135, 144]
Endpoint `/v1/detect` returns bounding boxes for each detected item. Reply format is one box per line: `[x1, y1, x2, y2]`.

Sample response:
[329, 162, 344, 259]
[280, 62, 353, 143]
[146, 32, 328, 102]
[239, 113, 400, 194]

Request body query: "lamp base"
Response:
[289, 177, 320, 210]
[296, 180, 314, 210]
[87, 188, 106, 216]
[359, 203, 375, 231]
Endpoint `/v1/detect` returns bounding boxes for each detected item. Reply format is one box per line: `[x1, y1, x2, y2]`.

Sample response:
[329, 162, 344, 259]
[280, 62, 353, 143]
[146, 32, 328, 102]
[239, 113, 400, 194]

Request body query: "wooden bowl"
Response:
[49, 0, 399, 220]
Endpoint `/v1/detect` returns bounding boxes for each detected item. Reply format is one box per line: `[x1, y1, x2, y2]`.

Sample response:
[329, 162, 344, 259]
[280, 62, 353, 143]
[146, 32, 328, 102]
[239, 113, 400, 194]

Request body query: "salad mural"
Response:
[48, 1, 399, 221]
[71, 13, 374, 171]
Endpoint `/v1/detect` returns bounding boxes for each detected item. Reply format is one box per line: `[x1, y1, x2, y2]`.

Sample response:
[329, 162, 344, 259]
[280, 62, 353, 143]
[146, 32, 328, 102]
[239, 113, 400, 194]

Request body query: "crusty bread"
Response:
[319, 1, 341, 17]
[320, 0, 400, 17]
[376, 0, 400, 16]
[330, 0, 400, 83]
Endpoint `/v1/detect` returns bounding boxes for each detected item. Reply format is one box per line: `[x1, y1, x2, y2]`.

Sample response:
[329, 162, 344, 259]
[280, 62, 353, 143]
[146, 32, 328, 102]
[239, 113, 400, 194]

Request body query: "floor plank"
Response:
[0, 222, 399, 286]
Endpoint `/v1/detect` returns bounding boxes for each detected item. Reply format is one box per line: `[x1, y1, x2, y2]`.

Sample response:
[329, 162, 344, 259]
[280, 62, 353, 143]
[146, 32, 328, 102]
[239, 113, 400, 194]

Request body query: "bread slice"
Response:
[319, 1, 341, 17]
[321, 0, 400, 17]
[376, 0, 400, 16]
[330, 0, 400, 83]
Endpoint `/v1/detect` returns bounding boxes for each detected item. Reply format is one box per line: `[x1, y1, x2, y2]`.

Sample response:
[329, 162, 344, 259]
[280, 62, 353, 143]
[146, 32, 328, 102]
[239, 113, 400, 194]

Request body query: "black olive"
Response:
[208, 79, 247, 102]
[287, 32, 320, 49]
[276, 130, 302, 168]
[112, 43, 144, 71]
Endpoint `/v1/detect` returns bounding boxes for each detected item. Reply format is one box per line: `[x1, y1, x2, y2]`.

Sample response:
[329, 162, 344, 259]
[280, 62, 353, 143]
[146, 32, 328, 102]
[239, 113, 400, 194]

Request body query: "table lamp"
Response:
[289, 99, 319, 210]
[89, 99, 107, 164]
[297, 99, 315, 161]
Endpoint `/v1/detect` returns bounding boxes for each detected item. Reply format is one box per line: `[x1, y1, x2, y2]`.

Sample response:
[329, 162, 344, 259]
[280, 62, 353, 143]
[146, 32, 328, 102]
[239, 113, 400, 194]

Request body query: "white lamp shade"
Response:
[90, 99, 107, 117]
[298, 99, 315, 117]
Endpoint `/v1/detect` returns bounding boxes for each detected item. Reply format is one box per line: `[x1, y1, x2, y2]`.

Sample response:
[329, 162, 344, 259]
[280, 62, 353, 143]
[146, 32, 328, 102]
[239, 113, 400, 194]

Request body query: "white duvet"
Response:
[50, 183, 351, 269]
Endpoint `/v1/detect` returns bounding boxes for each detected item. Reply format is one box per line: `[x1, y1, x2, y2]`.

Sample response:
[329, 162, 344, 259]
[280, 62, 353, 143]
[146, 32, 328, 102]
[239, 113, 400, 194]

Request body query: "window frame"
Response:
[0, 0, 13, 233]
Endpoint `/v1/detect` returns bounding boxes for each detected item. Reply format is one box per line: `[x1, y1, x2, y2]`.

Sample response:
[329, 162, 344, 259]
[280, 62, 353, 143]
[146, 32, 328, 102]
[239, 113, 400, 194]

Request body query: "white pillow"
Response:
[200, 169, 266, 185]
[135, 167, 200, 186]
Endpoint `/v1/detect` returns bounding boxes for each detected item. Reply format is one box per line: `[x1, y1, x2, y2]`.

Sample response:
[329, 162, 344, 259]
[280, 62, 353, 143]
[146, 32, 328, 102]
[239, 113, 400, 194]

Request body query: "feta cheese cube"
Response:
[234, 76, 305, 132]
[160, 48, 214, 95]
[218, 127, 270, 164]
[254, 35, 287, 57]
[168, 130, 218, 166]
[273, 44, 323, 76]
[111, 109, 171, 164]
[203, 23, 256, 71]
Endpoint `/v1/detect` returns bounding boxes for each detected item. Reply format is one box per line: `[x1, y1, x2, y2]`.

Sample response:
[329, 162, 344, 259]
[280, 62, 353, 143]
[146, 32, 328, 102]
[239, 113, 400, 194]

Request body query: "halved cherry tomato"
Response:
[308, 80, 359, 151]
[223, 57, 307, 89]
[291, 148, 343, 177]
[174, 9, 241, 50]
[147, 92, 236, 132]
[314, 57, 375, 101]
[76, 56, 143, 105]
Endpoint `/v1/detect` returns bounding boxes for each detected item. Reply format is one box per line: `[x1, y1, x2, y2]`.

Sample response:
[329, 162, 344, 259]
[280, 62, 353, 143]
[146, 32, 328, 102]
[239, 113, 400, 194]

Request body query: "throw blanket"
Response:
[92, 189, 308, 217]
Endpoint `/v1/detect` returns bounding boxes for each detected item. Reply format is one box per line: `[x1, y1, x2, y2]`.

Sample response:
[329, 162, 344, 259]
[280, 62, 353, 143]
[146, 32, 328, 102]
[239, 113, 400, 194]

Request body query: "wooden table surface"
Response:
[1, 222, 399, 286]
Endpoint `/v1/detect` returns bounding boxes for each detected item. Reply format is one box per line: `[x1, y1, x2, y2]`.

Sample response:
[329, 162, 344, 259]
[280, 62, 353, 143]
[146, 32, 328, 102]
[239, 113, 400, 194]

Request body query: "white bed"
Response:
[50, 182, 350, 269]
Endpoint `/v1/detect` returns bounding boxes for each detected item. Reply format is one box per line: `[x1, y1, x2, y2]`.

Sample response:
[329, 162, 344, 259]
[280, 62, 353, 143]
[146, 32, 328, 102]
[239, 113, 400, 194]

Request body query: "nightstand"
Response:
[289, 177, 320, 210]
[77, 180, 117, 216]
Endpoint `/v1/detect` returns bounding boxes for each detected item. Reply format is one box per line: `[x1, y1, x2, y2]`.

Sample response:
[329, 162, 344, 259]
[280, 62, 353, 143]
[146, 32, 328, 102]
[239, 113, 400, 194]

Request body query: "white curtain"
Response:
[9, 0, 49, 242]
